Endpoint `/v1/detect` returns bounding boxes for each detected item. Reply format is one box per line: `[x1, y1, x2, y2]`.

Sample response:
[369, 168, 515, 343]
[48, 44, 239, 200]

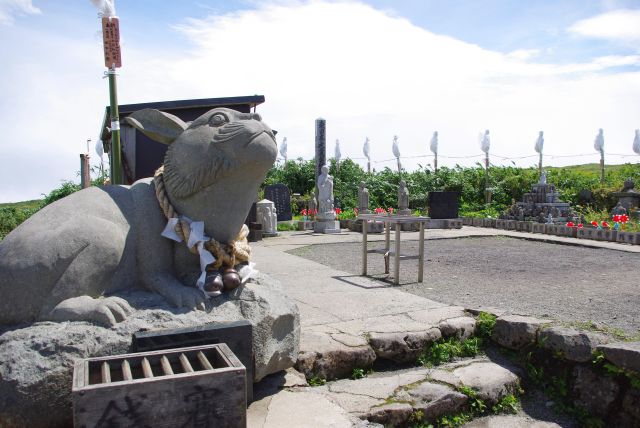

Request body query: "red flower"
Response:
[354, 207, 359, 215]
[621, 214, 629, 223]
[602, 221, 609, 228]
[577, 223, 583, 228]
[613, 215, 621, 223]
[301, 209, 307, 216]
[388, 207, 394, 213]
[566, 221, 574, 228]
[591, 221, 598, 227]
[335, 208, 342, 215]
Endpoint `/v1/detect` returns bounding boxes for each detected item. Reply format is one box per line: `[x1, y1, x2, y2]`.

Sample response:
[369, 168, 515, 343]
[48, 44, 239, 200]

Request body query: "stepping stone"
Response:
[492, 315, 548, 350]
[597, 341, 640, 372]
[462, 415, 561, 427]
[538, 327, 608, 362]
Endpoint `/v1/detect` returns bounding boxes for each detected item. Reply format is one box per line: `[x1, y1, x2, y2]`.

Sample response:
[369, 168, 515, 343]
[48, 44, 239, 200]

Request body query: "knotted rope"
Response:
[153, 166, 251, 269]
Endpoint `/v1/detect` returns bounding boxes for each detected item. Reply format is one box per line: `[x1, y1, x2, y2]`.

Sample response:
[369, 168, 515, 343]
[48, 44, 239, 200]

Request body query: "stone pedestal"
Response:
[397, 209, 412, 216]
[314, 220, 341, 234]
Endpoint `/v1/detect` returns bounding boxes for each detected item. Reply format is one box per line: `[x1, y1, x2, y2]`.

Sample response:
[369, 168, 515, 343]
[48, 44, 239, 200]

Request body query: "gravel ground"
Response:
[288, 236, 640, 336]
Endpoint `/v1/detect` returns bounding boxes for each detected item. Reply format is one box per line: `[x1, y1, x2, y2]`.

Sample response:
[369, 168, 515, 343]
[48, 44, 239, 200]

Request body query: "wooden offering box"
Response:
[72, 344, 246, 428]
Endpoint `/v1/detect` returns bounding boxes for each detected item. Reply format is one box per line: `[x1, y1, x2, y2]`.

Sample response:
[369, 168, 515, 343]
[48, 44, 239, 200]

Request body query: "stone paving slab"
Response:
[248, 359, 522, 427]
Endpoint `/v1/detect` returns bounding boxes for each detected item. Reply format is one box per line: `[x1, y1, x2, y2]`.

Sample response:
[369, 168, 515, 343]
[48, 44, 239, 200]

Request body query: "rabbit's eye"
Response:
[210, 113, 228, 127]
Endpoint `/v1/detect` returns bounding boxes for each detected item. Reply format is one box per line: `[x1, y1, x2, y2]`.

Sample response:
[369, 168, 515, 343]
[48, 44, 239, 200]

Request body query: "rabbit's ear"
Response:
[125, 109, 187, 145]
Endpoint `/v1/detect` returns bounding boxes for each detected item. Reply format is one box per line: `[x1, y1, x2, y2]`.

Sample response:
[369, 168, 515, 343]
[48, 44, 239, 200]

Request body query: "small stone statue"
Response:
[612, 202, 627, 216]
[358, 181, 370, 213]
[546, 213, 554, 224]
[257, 199, 278, 235]
[539, 170, 547, 185]
[398, 180, 410, 214]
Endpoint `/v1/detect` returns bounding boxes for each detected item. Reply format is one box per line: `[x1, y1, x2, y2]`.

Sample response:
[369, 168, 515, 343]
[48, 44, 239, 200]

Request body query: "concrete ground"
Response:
[245, 226, 630, 427]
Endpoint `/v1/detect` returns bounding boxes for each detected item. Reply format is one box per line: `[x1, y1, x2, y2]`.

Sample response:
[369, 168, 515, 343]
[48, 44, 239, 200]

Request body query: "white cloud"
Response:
[568, 9, 640, 44]
[1, 1, 640, 202]
[507, 49, 541, 61]
[0, 0, 40, 25]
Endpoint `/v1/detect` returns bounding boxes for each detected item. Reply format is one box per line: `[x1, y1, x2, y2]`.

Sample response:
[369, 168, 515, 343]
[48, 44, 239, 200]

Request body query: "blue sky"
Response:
[0, 0, 639, 202]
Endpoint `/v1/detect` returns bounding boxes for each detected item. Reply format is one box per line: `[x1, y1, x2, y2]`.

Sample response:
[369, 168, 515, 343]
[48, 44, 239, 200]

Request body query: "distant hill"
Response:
[0, 199, 43, 210]
[546, 163, 634, 175]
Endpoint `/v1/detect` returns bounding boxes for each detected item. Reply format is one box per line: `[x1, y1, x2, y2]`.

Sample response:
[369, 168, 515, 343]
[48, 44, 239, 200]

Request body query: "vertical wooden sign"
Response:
[102, 17, 122, 68]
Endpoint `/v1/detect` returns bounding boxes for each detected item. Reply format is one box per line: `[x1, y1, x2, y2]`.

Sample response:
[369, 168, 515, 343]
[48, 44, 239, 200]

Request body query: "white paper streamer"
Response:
[160, 217, 221, 294]
[161, 217, 182, 242]
[90, 0, 116, 17]
[363, 137, 370, 160]
[110, 120, 120, 131]
[594, 128, 604, 152]
[279, 137, 287, 161]
[392, 135, 400, 159]
[633, 129, 640, 155]
[430, 131, 438, 155]
[534, 131, 544, 154]
[480, 130, 490, 153]
[187, 221, 205, 249]
[335, 139, 341, 163]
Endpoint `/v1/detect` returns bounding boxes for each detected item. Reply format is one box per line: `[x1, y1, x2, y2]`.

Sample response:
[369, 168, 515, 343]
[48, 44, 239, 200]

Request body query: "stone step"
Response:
[248, 358, 523, 427]
[296, 306, 477, 381]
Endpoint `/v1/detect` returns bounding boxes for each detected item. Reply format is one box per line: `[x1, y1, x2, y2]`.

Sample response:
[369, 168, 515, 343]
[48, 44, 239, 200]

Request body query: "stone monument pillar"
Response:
[397, 180, 411, 215]
[315, 118, 326, 205]
[314, 164, 340, 233]
[257, 199, 278, 237]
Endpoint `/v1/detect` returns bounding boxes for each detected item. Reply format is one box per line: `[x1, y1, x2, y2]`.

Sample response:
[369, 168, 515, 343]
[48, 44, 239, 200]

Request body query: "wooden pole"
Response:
[108, 67, 123, 184]
[484, 152, 490, 204]
[80, 154, 91, 189]
[538, 152, 543, 178]
[600, 150, 605, 184]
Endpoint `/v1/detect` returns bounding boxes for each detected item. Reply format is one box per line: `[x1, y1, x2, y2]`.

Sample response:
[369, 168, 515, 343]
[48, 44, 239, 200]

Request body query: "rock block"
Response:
[571, 365, 621, 417]
[405, 382, 468, 418]
[450, 361, 520, 405]
[597, 341, 640, 372]
[492, 315, 548, 350]
[368, 328, 442, 363]
[0, 273, 299, 428]
[538, 327, 607, 362]
[296, 331, 375, 380]
[362, 402, 413, 426]
[439, 316, 476, 340]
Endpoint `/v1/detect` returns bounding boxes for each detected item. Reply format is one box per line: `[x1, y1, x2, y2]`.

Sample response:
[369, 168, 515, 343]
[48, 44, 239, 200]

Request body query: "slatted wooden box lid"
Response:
[72, 343, 246, 428]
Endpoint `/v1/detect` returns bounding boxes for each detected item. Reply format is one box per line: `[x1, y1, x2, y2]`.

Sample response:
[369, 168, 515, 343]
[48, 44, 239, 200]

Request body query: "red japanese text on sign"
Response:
[102, 17, 122, 68]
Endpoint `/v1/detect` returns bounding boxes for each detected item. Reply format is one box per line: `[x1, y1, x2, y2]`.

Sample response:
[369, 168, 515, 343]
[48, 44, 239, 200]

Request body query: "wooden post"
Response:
[600, 150, 605, 184]
[418, 221, 425, 283]
[385, 220, 391, 251]
[361, 219, 368, 276]
[108, 67, 123, 184]
[394, 223, 401, 285]
[80, 154, 91, 189]
[484, 152, 491, 204]
[538, 152, 543, 178]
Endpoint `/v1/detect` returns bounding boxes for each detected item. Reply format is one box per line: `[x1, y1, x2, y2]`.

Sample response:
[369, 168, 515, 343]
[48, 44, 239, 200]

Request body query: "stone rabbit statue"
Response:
[0, 108, 277, 326]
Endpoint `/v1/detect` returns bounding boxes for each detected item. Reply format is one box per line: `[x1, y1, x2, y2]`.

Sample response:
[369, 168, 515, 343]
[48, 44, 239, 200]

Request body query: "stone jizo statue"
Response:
[612, 202, 627, 216]
[358, 181, 370, 213]
[398, 180, 410, 213]
[317, 164, 335, 219]
[0, 108, 277, 326]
